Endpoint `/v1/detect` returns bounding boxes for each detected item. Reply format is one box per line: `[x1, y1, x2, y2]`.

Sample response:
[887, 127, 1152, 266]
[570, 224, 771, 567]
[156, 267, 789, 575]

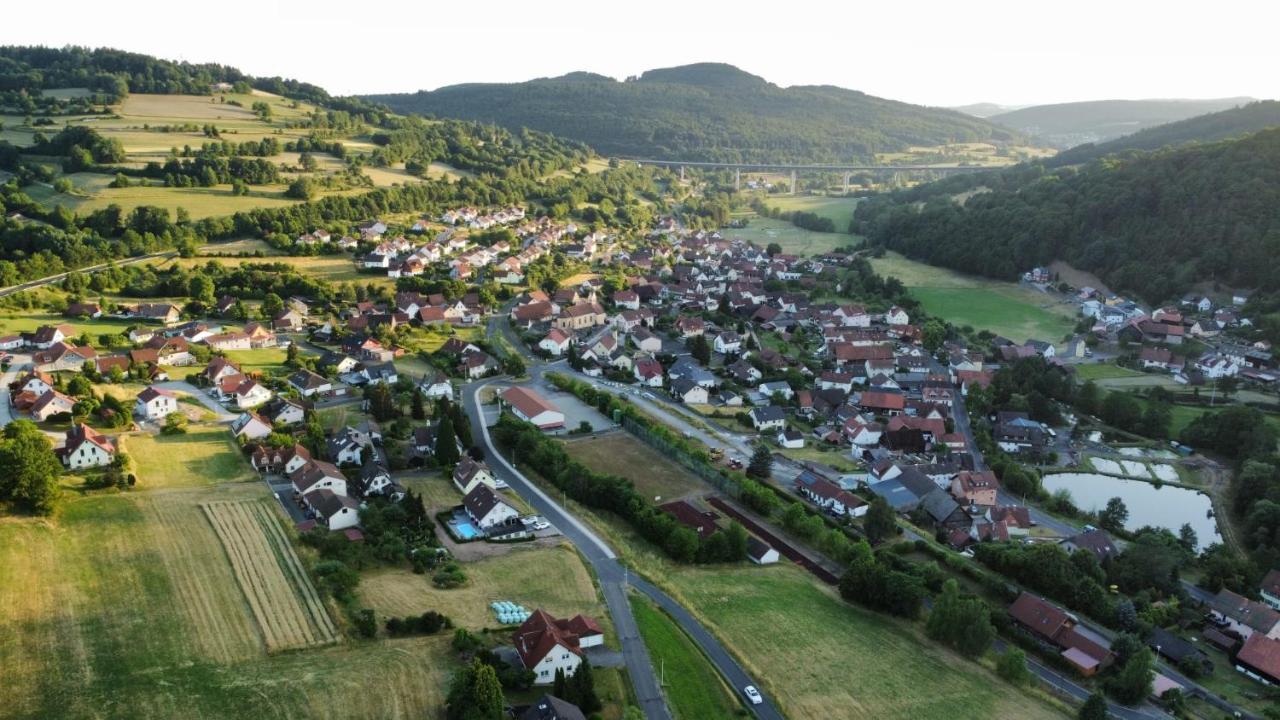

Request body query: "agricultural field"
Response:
[631, 597, 741, 720]
[1072, 362, 1146, 382]
[162, 253, 389, 286]
[203, 500, 337, 651]
[561, 433, 705, 502]
[765, 195, 862, 231]
[0, 310, 137, 338]
[223, 347, 294, 375]
[725, 216, 856, 257]
[870, 251, 1078, 344]
[124, 427, 256, 489]
[664, 564, 1066, 720]
[357, 544, 608, 633]
[31, 173, 302, 219]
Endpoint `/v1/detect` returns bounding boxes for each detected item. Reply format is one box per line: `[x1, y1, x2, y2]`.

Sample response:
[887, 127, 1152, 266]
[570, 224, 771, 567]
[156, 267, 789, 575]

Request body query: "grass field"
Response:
[124, 427, 256, 489]
[561, 434, 704, 502]
[165, 253, 388, 286]
[632, 597, 740, 720]
[203, 500, 337, 651]
[726, 216, 857, 257]
[1073, 363, 1146, 381]
[0, 310, 136, 338]
[358, 544, 607, 632]
[223, 347, 293, 375]
[665, 564, 1066, 720]
[870, 251, 1078, 343]
[765, 195, 862, 230]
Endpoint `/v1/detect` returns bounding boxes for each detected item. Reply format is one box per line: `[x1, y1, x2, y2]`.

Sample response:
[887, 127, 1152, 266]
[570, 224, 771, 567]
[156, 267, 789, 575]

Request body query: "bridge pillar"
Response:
[790, 169, 797, 195]
[679, 165, 685, 183]
[734, 168, 741, 192]
[843, 173, 851, 195]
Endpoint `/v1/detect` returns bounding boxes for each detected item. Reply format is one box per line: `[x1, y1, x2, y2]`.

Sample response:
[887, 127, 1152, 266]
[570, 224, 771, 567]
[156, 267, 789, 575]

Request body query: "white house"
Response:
[303, 489, 360, 531]
[713, 331, 742, 354]
[291, 460, 348, 497]
[453, 456, 501, 495]
[134, 386, 179, 421]
[514, 610, 604, 684]
[60, 423, 116, 469]
[234, 379, 274, 409]
[462, 484, 519, 530]
[539, 328, 572, 356]
[758, 381, 794, 401]
[749, 406, 787, 432]
[777, 429, 805, 449]
[231, 411, 273, 441]
[501, 386, 566, 429]
[747, 537, 780, 565]
[884, 306, 910, 326]
[419, 371, 454, 401]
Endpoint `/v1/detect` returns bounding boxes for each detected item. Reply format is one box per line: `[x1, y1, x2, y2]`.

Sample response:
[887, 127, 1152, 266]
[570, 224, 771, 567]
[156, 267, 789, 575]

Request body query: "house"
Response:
[994, 411, 1047, 454]
[659, 500, 721, 538]
[60, 423, 116, 469]
[230, 411, 273, 441]
[460, 350, 498, 379]
[1147, 627, 1212, 676]
[233, 379, 273, 409]
[1140, 346, 1179, 371]
[355, 462, 402, 500]
[419, 370, 454, 401]
[65, 301, 103, 318]
[250, 443, 310, 474]
[1235, 634, 1280, 686]
[630, 326, 662, 353]
[1207, 589, 1280, 640]
[203, 357, 243, 385]
[713, 331, 742, 354]
[30, 388, 75, 421]
[453, 456, 500, 495]
[513, 609, 604, 684]
[517, 695, 587, 720]
[326, 428, 366, 466]
[552, 303, 606, 331]
[758, 381, 793, 401]
[463, 484, 520, 530]
[1262, 569, 1280, 611]
[132, 303, 181, 325]
[778, 429, 805, 449]
[502, 386, 566, 429]
[670, 377, 709, 405]
[289, 369, 333, 397]
[795, 472, 866, 517]
[1062, 528, 1121, 564]
[633, 356, 664, 387]
[134, 386, 179, 420]
[749, 405, 787, 432]
[262, 397, 306, 426]
[746, 537, 780, 565]
[539, 328, 572, 356]
[950, 470, 1000, 508]
[857, 390, 905, 416]
[14, 370, 53, 396]
[303, 489, 361, 531]
[26, 323, 71, 350]
[1008, 592, 1113, 676]
[291, 459, 348, 497]
[33, 342, 97, 372]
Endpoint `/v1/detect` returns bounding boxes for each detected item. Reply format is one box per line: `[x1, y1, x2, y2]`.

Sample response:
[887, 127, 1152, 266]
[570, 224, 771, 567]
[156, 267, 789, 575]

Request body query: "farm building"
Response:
[501, 386, 565, 429]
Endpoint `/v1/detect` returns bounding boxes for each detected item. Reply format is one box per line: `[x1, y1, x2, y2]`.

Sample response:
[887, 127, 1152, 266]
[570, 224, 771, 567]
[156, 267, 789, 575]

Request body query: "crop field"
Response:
[765, 195, 862, 230]
[124, 427, 256, 489]
[203, 500, 337, 651]
[665, 564, 1065, 720]
[632, 597, 740, 720]
[870, 251, 1078, 343]
[726, 216, 857, 257]
[358, 544, 607, 632]
[561, 433, 705, 502]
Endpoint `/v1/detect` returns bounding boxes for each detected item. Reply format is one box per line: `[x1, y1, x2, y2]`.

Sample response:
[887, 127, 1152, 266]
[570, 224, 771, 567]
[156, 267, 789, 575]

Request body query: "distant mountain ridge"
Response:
[1051, 100, 1280, 165]
[990, 97, 1256, 148]
[951, 102, 1026, 118]
[363, 63, 1025, 164]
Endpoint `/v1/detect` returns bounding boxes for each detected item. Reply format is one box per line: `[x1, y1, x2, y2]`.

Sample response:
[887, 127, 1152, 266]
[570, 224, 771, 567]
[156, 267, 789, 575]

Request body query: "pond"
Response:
[1042, 472, 1222, 551]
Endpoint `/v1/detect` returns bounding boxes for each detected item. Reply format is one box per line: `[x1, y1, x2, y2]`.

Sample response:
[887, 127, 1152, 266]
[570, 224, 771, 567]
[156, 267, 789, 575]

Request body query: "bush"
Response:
[385, 610, 453, 637]
[432, 561, 467, 589]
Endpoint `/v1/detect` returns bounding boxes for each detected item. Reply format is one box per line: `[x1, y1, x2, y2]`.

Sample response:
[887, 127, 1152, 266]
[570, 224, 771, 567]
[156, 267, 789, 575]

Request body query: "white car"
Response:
[532, 520, 550, 531]
[743, 685, 763, 705]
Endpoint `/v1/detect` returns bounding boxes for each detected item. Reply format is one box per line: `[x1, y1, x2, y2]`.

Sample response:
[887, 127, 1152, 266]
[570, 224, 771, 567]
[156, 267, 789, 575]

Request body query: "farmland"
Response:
[561, 433, 705, 502]
[161, 253, 389, 286]
[765, 195, 862, 230]
[632, 597, 740, 720]
[124, 427, 256, 489]
[203, 500, 337, 651]
[725, 216, 857, 257]
[870, 251, 1078, 344]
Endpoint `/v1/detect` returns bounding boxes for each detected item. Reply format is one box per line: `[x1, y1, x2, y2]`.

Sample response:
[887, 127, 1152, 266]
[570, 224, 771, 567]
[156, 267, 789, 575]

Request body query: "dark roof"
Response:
[659, 500, 719, 539]
[1009, 592, 1070, 641]
[462, 484, 509, 521]
[1148, 627, 1209, 666]
[303, 488, 359, 520]
[518, 695, 587, 720]
[1210, 589, 1280, 633]
[746, 536, 775, 561]
[1236, 634, 1280, 683]
[750, 405, 786, 423]
[1065, 529, 1120, 562]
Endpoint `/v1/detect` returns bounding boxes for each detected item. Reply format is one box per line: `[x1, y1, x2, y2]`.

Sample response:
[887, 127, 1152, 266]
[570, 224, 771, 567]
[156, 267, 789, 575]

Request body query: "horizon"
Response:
[3, 0, 1278, 107]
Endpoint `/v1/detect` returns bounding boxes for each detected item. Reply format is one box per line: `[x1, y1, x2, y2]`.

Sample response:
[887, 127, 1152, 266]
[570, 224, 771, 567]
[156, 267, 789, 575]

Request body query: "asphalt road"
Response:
[0, 250, 177, 298]
[463, 380, 782, 720]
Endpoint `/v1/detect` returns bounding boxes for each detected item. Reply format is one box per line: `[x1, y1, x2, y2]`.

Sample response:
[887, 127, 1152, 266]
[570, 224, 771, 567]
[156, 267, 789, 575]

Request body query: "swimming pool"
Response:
[449, 517, 482, 540]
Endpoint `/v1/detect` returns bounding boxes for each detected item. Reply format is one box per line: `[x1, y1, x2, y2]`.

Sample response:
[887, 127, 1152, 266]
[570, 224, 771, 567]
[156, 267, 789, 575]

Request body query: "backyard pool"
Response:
[448, 515, 482, 540]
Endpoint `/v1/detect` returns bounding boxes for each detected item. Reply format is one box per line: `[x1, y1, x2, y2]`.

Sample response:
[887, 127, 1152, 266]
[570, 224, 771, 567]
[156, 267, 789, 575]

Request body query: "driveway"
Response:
[152, 381, 238, 422]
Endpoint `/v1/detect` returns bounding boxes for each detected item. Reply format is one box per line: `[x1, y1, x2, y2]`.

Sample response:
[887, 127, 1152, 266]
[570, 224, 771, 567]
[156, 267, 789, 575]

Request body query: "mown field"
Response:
[161, 253, 388, 286]
[726, 216, 856, 257]
[665, 564, 1066, 720]
[561, 433, 705, 502]
[632, 597, 741, 720]
[870, 251, 1078, 343]
[765, 195, 862, 230]
[124, 427, 256, 489]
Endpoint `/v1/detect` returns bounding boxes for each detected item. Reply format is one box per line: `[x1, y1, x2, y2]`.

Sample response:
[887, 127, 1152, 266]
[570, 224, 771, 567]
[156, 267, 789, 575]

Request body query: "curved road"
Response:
[0, 250, 177, 298]
[463, 381, 782, 720]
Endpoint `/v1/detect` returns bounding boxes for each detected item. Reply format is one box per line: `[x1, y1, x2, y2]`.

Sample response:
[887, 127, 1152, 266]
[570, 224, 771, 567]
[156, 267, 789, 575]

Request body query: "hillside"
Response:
[1051, 100, 1280, 165]
[364, 63, 1025, 163]
[989, 97, 1254, 148]
[853, 127, 1280, 305]
[951, 102, 1024, 118]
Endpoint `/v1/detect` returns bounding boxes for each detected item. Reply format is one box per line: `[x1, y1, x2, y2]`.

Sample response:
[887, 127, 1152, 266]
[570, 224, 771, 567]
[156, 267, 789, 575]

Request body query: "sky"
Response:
[3, 0, 1277, 107]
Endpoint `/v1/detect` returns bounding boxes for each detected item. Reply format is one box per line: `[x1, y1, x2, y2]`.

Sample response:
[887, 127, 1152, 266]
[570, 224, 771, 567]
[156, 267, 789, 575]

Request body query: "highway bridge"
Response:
[628, 158, 1002, 192]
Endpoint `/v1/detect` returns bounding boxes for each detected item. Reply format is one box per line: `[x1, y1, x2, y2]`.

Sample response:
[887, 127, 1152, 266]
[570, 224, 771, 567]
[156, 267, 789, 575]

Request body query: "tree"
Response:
[568, 656, 601, 713]
[922, 319, 947, 352]
[1077, 380, 1101, 416]
[926, 580, 994, 657]
[864, 495, 897, 543]
[435, 413, 461, 466]
[996, 648, 1031, 686]
[0, 420, 63, 514]
[1078, 692, 1108, 720]
[446, 658, 505, 720]
[411, 391, 426, 420]
[367, 383, 399, 422]
[746, 443, 772, 479]
[688, 334, 711, 365]
[260, 292, 283, 319]
[1177, 523, 1198, 554]
[1107, 647, 1154, 705]
[503, 354, 525, 376]
[1099, 496, 1128, 533]
[766, 242, 782, 256]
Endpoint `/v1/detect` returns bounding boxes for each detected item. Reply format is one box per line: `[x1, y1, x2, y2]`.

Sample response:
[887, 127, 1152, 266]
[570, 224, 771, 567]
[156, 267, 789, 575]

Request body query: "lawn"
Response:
[632, 597, 741, 720]
[357, 544, 608, 633]
[561, 433, 706, 503]
[725, 216, 856, 257]
[1072, 363, 1146, 381]
[166, 253, 388, 286]
[664, 564, 1066, 720]
[0, 311, 137, 338]
[766, 195, 862, 230]
[124, 427, 256, 489]
[223, 347, 293, 375]
[870, 252, 1078, 344]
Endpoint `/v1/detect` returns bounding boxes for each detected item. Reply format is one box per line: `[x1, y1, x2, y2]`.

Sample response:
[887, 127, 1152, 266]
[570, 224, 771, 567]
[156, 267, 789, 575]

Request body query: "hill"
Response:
[853, 127, 1280, 306]
[989, 97, 1255, 148]
[951, 102, 1024, 118]
[364, 63, 1026, 163]
[1051, 100, 1280, 165]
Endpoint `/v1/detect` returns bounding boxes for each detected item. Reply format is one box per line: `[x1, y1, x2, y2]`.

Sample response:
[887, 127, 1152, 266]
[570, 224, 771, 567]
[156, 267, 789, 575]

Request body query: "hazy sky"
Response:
[4, 0, 1276, 107]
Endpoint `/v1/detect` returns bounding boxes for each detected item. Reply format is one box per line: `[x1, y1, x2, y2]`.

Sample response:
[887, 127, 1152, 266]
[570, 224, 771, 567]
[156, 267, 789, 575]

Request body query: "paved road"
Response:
[464, 381, 782, 720]
[152, 380, 239, 421]
[0, 356, 31, 426]
[0, 250, 178, 298]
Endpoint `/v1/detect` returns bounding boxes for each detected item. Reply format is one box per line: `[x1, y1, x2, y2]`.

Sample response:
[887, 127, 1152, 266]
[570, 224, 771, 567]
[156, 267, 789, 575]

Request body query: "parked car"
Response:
[532, 520, 550, 531]
[743, 686, 763, 705]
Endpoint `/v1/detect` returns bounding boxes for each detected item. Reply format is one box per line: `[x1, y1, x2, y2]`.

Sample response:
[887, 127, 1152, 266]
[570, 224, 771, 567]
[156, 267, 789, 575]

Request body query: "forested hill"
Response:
[989, 97, 1253, 148]
[364, 63, 1024, 163]
[1050, 100, 1280, 166]
[853, 128, 1280, 305]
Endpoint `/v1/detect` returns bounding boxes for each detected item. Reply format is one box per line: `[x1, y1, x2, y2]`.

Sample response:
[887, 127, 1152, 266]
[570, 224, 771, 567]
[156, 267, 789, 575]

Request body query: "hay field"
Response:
[124, 428, 256, 489]
[204, 500, 337, 651]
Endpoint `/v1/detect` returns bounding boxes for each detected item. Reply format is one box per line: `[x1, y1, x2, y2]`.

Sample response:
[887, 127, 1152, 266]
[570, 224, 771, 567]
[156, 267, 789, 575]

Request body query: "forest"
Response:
[853, 127, 1280, 306]
[366, 63, 1022, 164]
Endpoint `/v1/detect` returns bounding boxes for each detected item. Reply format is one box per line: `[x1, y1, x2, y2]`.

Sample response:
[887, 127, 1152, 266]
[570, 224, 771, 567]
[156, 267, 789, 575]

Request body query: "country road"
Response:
[0, 250, 178, 298]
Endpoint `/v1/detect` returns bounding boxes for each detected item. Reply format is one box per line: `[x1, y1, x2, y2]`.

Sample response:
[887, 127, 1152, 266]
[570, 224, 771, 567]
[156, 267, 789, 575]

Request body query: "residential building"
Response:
[513, 609, 604, 684]
[501, 386, 566, 429]
[462, 484, 519, 530]
[60, 423, 116, 469]
[134, 386, 179, 420]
